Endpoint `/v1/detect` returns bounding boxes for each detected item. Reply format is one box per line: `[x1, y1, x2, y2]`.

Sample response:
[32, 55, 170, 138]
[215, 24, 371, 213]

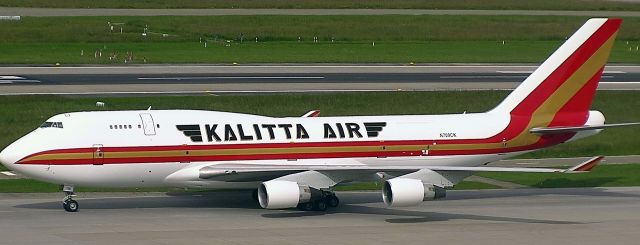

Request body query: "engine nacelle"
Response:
[382, 178, 446, 207]
[258, 180, 312, 209]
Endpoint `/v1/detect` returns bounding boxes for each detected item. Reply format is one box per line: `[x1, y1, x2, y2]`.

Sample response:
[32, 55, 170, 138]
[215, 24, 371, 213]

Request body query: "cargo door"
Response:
[140, 113, 156, 135]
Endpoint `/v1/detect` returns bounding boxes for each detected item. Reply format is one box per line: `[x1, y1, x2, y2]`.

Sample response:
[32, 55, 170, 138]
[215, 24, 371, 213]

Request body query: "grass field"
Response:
[478, 164, 640, 188]
[2, 40, 640, 64]
[334, 181, 499, 191]
[0, 179, 173, 193]
[1, 16, 640, 64]
[4, 40, 640, 64]
[5, 16, 640, 42]
[1, 91, 639, 159]
[1, 0, 639, 11]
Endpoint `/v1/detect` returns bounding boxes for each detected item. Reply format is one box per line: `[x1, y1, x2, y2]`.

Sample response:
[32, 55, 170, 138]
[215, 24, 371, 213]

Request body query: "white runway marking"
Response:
[0, 89, 401, 96]
[441, 75, 616, 79]
[0, 75, 41, 84]
[497, 70, 626, 74]
[0, 80, 41, 84]
[0, 171, 16, 176]
[138, 76, 325, 80]
[495, 71, 534, 74]
[0, 76, 24, 79]
[440, 75, 528, 79]
[600, 82, 640, 84]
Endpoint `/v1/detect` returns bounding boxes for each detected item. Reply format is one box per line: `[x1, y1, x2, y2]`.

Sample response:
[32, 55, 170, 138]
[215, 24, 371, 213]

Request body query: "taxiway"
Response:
[1, 65, 639, 95]
[1, 187, 639, 244]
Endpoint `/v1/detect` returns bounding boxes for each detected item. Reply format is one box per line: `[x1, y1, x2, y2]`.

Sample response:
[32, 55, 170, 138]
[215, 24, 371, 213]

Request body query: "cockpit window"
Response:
[40, 121, 63, 128]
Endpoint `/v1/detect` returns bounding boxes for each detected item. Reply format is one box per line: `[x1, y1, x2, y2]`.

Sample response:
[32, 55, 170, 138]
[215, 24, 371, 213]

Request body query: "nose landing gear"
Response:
[62, 185, 78, 212]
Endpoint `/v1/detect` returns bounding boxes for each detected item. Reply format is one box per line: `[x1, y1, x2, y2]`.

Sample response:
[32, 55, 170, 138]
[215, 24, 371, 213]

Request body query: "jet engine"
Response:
[258, 180, 313, 209]
[382, 178, 446, 207]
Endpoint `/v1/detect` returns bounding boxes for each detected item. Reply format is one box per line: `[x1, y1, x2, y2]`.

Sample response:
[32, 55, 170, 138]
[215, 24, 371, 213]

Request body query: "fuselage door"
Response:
[139, 113, 156, 136]
[92, 144, 104, 165]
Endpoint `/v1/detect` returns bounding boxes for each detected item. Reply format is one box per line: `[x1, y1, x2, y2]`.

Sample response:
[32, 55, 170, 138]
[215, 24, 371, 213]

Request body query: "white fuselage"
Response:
[0, 109, 602, 189]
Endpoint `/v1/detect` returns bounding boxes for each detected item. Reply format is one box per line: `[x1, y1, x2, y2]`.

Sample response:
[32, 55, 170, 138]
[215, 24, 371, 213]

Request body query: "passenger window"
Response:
[119, 125, 122, 129]
[110, 125, 113, 129]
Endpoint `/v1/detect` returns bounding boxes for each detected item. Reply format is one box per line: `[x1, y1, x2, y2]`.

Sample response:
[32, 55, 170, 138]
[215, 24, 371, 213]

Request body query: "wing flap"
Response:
[199, 168, 303, 182]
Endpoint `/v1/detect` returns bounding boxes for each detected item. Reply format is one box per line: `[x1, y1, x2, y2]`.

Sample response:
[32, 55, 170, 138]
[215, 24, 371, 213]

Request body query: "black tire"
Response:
[297, 202, 314, 211]
[63, 200, 79, 212]
[313, 200, 328, 211]
[326, 195, 339, 208]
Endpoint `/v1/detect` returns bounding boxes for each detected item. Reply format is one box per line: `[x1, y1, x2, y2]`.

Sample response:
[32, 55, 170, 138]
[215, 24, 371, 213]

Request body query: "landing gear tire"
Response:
[295, 190, 338, 212]
[326, 195, 339, 208]
[313, 200, 328, 211]
[62, 185, 78, 212]
[63, 199, 79, 212]
[297, 202, 314, 211]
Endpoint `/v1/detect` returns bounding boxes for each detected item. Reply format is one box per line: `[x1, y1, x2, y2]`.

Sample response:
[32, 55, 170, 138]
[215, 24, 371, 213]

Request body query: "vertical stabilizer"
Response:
[491, 18, 621, 128]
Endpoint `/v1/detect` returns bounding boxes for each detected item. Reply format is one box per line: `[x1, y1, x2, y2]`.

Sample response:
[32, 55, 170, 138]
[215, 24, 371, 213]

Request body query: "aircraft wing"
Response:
[165, 156, 603, 184]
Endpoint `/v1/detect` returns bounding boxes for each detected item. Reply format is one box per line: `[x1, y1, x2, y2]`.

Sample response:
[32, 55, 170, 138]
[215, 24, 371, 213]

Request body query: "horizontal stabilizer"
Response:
[566, 156, 604, 172]
[301, 110, 320, 117]
[530, 122, 640, 135]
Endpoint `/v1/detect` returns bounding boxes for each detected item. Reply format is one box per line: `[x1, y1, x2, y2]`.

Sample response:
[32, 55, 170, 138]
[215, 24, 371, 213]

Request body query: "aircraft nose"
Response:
[0, 146, 18, 169]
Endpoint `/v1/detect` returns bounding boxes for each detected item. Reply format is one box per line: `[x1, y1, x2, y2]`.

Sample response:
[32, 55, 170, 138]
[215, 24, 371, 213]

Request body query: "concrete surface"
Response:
[1, 188, 639, 244]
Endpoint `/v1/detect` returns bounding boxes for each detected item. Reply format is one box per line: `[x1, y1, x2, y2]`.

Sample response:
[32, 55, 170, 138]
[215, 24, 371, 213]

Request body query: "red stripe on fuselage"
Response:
[20, 150, 422, 165]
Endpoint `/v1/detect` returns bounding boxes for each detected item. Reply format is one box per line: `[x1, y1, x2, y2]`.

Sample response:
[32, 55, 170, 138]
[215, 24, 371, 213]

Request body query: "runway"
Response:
[1, 188, 639, 244]
[1, 65, 639, 95]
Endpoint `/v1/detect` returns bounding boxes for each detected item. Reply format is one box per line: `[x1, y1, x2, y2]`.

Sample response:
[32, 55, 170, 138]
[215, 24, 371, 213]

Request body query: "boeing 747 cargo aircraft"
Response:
[1, 18, 637, 212]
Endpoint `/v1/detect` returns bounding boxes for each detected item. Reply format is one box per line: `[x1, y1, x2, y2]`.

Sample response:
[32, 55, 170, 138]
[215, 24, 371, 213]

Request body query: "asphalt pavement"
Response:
[1, 188, 639, 244]
[1, 65, 639, 95]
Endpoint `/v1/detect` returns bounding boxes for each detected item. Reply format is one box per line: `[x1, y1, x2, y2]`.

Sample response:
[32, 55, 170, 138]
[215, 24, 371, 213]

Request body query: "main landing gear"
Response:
[62, 185, 79, 212]
[296, 190, 340, 212]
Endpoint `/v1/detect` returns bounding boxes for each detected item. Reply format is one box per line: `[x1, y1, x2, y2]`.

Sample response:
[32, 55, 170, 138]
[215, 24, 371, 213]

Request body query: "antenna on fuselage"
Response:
[147, 106, 152, 111]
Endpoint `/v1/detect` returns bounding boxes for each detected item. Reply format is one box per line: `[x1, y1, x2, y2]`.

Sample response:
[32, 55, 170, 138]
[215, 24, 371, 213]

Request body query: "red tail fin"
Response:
[492, 18, 621, 128]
